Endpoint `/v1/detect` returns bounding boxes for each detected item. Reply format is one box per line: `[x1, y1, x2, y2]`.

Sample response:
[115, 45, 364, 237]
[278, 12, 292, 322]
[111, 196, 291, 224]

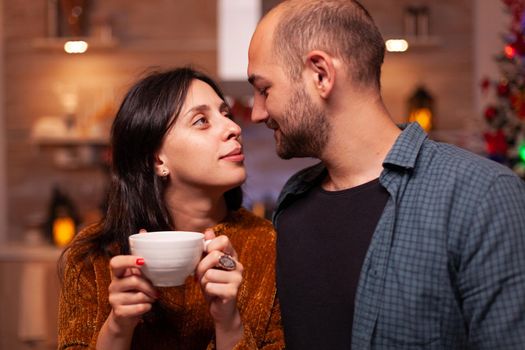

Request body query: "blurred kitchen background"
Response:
[0, 0, 517, 349]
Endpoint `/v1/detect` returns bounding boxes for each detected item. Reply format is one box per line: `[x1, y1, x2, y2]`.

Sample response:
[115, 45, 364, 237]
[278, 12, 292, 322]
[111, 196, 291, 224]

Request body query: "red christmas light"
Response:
[505, 44, 517, 58]
[497, 81, 510, 96]
[484, 129, 508, 156]
[480, 78, 491, 93]
[484, 106, 498, 121]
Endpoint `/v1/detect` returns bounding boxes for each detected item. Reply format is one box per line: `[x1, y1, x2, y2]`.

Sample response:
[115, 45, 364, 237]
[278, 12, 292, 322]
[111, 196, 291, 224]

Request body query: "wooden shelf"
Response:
[385, 35, 442, 50]
[29, 37, 216, 53]
[0, 244, 62, 262]
[33, 135, 109, 147]
[405, 35, 442, 48]
[31, 36, 118, 51]
[31, 134, 110, 170]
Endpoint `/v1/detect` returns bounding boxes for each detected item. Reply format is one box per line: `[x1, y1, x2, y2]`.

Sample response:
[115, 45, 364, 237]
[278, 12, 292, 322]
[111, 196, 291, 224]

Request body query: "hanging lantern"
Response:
[53, 210, 76, 247]
[45, 186, 79, 247]
[407, 86, 434, 132]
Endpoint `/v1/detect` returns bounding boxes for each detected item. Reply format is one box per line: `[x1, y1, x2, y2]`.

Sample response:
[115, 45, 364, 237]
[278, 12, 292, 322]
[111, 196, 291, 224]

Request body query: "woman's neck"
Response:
[165, 188, 229, 233]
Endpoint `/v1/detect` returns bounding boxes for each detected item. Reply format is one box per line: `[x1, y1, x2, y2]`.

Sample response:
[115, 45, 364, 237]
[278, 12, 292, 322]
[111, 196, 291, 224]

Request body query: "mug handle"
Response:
[203, 239, 212, 252]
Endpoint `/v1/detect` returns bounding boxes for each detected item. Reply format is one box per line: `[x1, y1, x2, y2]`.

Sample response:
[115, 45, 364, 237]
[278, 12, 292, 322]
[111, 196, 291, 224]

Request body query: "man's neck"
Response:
[320, 98, 401, 191]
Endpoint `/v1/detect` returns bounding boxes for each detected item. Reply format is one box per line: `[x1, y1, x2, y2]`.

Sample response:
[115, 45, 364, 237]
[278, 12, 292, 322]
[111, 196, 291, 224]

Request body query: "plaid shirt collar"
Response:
[382, 122, 427, 171]
[274, 122, 428, 222]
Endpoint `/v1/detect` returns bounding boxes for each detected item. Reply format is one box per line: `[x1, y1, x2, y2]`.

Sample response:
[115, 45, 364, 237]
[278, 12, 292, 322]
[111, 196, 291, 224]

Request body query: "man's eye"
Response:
[259, 88, 268, 97]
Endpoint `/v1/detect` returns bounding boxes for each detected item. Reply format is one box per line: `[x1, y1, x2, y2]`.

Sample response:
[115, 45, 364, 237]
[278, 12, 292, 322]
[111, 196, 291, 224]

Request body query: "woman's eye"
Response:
[223, 111, 235, 120]
[193, 116, 208, 126]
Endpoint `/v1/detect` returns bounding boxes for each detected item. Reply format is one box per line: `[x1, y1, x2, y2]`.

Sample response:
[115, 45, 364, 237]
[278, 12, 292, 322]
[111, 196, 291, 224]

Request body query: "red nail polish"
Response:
[136, 258, 145, 266]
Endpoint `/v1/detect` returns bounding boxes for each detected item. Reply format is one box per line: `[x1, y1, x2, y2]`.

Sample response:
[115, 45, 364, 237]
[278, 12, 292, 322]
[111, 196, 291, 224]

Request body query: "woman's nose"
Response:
[224, 117, 242, 140]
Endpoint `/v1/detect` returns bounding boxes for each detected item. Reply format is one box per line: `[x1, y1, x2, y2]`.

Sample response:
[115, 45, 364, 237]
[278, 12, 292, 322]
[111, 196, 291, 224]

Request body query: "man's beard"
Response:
[273, 85, 329, 159]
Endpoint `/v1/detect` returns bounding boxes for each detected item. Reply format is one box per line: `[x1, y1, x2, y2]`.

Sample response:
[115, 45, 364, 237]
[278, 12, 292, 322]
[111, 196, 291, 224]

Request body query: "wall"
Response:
[363, 0, 474, 130]
[4, 0, 217, 241]
[1, 0, 494, 240]
[0, 0, 5, 243]
[473, 0, 507, 116]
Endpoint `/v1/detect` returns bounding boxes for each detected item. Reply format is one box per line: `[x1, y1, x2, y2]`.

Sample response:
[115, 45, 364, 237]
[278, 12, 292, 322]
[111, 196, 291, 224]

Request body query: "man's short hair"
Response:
[273, 0, 385, 89]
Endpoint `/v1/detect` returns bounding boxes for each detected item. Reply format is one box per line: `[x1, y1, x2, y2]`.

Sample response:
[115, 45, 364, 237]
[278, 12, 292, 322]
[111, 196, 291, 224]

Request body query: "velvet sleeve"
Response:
[206, 209, 286, 350]
[206, 298, 285, 350]
[57, 251, 101, 349]
[237, 297, 285, 350]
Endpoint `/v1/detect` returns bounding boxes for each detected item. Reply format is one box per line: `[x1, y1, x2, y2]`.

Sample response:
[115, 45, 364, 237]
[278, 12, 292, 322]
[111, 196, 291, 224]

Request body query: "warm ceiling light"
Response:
[64, 40, 88, 54]
[385, 39, 409, 53]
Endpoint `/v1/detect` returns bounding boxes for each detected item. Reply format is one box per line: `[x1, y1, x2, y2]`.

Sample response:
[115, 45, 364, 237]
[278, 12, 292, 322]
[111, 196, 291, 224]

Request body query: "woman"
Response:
[57, 67, 284, 350]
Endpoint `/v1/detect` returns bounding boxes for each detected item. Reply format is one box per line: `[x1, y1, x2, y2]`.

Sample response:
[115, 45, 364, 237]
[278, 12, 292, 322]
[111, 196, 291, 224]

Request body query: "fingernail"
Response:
[136, 258, 145, 266]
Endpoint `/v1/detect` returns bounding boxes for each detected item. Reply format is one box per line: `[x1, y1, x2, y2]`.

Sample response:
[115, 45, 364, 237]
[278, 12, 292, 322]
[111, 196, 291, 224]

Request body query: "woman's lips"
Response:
[220, 148, 244, 162]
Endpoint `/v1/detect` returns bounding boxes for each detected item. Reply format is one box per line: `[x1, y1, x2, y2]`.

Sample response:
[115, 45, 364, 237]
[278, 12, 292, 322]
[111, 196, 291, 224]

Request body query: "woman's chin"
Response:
[229, 174, 247, 188]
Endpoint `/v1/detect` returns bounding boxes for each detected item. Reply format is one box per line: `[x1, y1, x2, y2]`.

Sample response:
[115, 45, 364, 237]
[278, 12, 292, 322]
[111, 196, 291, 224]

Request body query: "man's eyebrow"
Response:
[248, 74, 261, 86]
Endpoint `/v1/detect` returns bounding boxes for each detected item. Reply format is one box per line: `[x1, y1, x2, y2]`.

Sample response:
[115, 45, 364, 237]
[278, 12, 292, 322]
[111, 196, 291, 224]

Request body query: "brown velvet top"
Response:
[57, 208, 284, 350]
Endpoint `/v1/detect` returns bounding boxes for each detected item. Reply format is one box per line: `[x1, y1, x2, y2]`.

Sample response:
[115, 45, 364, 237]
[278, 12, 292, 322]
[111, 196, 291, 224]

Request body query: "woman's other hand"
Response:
[196, 229, 244, 348]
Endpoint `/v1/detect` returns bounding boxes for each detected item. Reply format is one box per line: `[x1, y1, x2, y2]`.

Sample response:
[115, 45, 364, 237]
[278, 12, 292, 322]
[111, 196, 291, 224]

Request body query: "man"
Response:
[247, 0, 525, 349]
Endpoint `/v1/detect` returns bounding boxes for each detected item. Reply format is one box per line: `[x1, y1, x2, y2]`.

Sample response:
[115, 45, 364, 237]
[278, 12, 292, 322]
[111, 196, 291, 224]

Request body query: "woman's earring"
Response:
[161, 169, 169, 179]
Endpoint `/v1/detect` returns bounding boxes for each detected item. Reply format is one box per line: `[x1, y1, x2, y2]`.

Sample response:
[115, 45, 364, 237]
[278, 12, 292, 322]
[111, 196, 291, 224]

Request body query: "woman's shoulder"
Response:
[215, 208, 277, 262]
[62, 222, 105, 264]
[225, 208, 276, 238]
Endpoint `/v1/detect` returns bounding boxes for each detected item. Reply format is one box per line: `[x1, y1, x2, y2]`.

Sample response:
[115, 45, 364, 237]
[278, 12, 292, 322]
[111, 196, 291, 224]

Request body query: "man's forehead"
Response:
[250, 3, 283, 51]
[248, 37, 273, 78]
[250, 22, 274, 54]
[248, 4, 285, 77]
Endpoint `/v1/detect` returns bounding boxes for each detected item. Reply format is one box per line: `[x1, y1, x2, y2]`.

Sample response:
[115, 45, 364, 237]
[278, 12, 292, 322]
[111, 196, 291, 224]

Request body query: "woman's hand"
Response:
[97, 254, 158, 350]
[107, 255, 158, 335]
[196, 229, 244, 349]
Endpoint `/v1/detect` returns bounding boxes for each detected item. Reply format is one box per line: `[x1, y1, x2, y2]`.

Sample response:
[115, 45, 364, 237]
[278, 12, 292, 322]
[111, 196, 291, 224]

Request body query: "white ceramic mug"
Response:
[129, 231, 205, 287]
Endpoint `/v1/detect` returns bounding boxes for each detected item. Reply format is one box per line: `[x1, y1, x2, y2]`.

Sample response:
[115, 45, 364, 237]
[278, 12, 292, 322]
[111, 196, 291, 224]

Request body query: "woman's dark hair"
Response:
[60, 67, 243, 267]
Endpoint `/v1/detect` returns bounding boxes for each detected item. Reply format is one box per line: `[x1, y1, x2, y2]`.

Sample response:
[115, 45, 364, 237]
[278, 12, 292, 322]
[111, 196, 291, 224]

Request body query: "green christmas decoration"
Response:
[482, 0, 525, 179]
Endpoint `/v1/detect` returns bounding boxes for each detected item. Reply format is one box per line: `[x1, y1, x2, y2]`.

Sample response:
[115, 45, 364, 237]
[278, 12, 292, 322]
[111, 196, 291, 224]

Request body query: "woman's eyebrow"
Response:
[183, 104, 210, 117]
[220, 101, 230, 112]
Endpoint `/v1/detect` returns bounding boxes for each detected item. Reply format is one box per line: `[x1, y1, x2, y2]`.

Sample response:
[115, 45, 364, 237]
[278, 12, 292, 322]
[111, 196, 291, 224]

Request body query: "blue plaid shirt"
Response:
[273, 123, 525, 349]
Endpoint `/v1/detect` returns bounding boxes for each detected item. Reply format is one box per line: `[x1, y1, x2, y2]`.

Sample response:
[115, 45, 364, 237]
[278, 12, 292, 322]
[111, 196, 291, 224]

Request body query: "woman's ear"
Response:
[305, 50, 335, 99]
[154, 153, 169, 177]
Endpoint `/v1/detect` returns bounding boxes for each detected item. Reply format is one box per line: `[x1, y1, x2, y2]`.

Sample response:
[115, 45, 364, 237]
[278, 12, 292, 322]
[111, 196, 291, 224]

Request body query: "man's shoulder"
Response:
[421, 139, 519, 183]
[406, 139, 525, 213]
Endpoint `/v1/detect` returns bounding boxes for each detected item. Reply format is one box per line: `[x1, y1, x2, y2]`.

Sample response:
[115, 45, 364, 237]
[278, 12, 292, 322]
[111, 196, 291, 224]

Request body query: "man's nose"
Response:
[250, 96, 269, 123]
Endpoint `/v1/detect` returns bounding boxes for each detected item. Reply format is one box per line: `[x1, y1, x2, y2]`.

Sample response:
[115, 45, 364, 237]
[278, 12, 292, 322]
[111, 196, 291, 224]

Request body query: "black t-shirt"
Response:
[276, 178, 389, 350]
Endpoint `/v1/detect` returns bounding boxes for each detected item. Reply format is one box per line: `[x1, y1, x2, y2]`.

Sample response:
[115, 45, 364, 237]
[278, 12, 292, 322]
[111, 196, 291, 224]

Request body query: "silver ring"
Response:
[217, 254, 236, 271]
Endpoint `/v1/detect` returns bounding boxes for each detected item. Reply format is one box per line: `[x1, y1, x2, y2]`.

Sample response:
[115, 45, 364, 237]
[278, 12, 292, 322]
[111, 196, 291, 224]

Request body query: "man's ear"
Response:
[305, 50, 335, 99]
